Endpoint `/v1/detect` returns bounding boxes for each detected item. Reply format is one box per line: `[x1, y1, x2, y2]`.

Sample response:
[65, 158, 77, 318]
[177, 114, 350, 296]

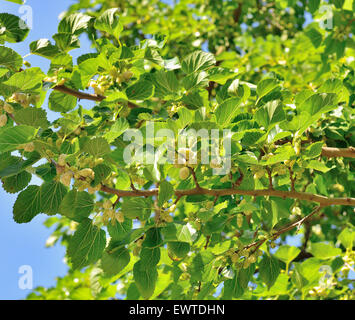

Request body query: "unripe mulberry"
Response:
[210, 158, 222, 169]
[116, 212, 125, 223]
[0, 114, 7, 127]
[103, 200, 113, 209]
[121, 70, 133, 81]
[78, 168, 95, 179]
[179, 167, 190, 180]
[58, 154, 67, 167]
[60, 172, 73, 187]
[3, 103, 14, 114]
[24, 142, 35, 152]
[237, 214, 244, 228]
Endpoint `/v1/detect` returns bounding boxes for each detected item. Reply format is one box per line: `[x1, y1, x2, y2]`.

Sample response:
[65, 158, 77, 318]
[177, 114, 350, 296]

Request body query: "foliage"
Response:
[0, 0, 354, 300]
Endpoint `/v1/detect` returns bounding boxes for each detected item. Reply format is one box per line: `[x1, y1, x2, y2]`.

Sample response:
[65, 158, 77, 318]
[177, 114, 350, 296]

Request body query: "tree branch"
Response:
[233, 3, 243, 23]
[100, 185, 355, 207]
[53, 84, 139, 108]
[54, 84, 106, 102]
[321, 147, 355, 158]
[244, 206, 322, 252]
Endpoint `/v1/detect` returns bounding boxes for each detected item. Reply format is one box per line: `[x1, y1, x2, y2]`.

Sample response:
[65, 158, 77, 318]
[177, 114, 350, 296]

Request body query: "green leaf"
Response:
[298, 93, 338, 116]
[306, 160, 332, 173]
[0, 125, 37, 153]
[255, 100, 285, 130]
[303, 141, 324, 159]
[92, 164, 111, 187]
[228, 79, 251, 102]
[274, 245, 301, 264]
[14, 107, 49, 128]
[181, 91, 205, 109]
[94, 8, 122, 41]
[215, 98, 241, 126]
[82, 137, 111, 157]
[0, 13, 30, 43]
[308, 0, 320, 12]
[2, 170, 31, 194]
[265, 145, 295, 165]
[104, 118, 129, 143]
[182, 71, 208, 91]
[161, 223, 197, 243]
[35, 164, 56, 182]
[2, 67, 44, 93]
[67, 218, 106, 270]
[204, 215, 228, 235]
[0, 153, 41, 178]
[101, 247, 130, 276]
[256, 79, 279, 99]
[4, 0, 25, 4]
[0, 68, 8, 77]
[181, 50, 216, 74]
[305, 28, 322, 48]
[107, 219, 133, 242]
[223, 275, 244, 299]
[53, 33, 80, 52]
[266, 273, 289, 296]
[121, 197, 152, 220]
[167, 242, 190, 260]
[13, 185, 41, 223]
[158, 180, 174, 207]
[29, 39, 61, 58]
[125, 80, 154, 101]
[48, 91, 77, 112]
[133, 261, 158, 299]
[40, 180, 67, 215]
[59, 190, 94, 222]
[318, 79, 349, 103]
[238, 264, 256, 290]
[259, 255, 280, 289]
[291, 262, 308, 290]
[140, 247, 161, 267]
[0, 46, 22, 71]
[190, 251, 217, 282]
[149, 70, 179, 98]
[142, 228, 163, 248]
[58, 13, 92, 35]
[309, 242, 342, 260]
[298, 258, 324, 287]
[338, 228, 355, 250]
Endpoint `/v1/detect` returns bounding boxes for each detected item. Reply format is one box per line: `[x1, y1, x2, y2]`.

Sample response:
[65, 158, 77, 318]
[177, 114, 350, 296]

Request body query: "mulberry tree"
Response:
[0, 0, 354, 300]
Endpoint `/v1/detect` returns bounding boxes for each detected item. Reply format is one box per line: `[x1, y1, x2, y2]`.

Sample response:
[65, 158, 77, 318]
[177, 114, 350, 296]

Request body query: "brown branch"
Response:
[189, 167, 201, 189]
[321, 147, 355, 158]
[289, 167, 296, 192]
[234, 168, 244, 188]
[266, 167, 273, 190]
[204, 236, 211, 250]
[7, 113, 16, 122]
[244, 206, 322, 253]
[100, 185, 355, 207]
[53, 84, 139, 108]
[273, 206, 322, 237]
[54, 85, 106, 102]
[233, 3, 243, 23]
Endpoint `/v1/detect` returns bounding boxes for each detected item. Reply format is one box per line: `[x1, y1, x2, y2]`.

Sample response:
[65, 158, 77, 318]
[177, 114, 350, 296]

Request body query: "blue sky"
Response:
[0, 0, 96, 300]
